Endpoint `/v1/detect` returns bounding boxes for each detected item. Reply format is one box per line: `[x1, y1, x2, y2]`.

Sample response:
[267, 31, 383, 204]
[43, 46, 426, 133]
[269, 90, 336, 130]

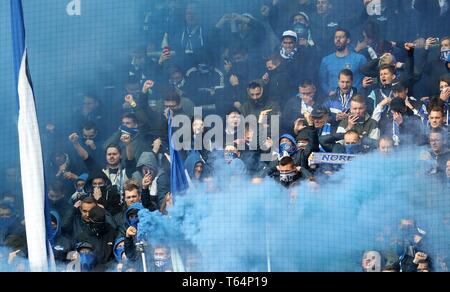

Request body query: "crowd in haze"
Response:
[1, 0, 450, 272]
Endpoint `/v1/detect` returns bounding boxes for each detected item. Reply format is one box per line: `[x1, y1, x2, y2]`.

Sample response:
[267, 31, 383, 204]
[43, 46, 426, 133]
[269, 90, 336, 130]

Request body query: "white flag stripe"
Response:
[17, 50, 48, 271]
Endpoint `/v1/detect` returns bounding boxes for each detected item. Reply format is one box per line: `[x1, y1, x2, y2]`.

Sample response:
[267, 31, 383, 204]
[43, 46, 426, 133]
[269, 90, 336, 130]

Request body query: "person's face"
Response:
[334, 31, 349, 51]
[53, 153, 66, 166]
[317, 0, 330, 14]
[266, 60, 279, 71]
[82, 96, 97, 113]
[245, 128, 254, 141]
[131, 53, 145, 66]
[92, 178, 105, 188]
[248, 87, 263, 101]
[232, 53, 246, 63]
[169, 72, 183, 85]
[80, 202, 96, 222]
[380, 69, 395, 85]
[76, 180, 86, 190]
[280, 138, 293, 146]
[192, 119, 204, 135]
[338, 74, 353, 93]
[440, 81, 449, 93]
[379, 139, 394, 154]
[293, 15, 307, 25]
[277, 162, 296, 173]
[224, 145, 239, 159]
[194, 162, 203, 178]
[429, 110, 444, 128]
[313, 115, 328, 128]
[48, 190, 64, 202]
[185, 6, 198, 25]
[164, 100, 180, 111]
[300, 85, 316, 105]
[106, 147, 121, 166]
[441, 39, 450, 51]
[362, 251, 381, 272]
[227, 112, 241, 128]
[393, 89, 408, 99]
[350, 101, 366, 118]
[82, 128, 97, 141]
[122, 117, 137, 129]
[154, 247, 168, 261]
[124, 189, 141, 207]
[430, 133, 444, 153]
[282, 37, 296, 53]
[344, 133, 360, 145]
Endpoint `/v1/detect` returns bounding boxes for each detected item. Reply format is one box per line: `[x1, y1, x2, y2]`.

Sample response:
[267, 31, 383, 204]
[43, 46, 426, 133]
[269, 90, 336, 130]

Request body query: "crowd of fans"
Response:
[1, 0, 450, 271]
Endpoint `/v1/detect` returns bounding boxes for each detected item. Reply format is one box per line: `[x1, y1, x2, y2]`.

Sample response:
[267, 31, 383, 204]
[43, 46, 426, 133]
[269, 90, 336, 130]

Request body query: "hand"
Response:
[258, 109, 273, 124]
[379, 97, 392, 107]
[336, 112, 349, 121]
[224, 59, 232, 73]
[234, 138, 246, 146]
[142, 80, 154, 93]
[152, 138, 162, 153]
[74, 200, 82, 209]
[425, 37, 438, 50]
[93, 187, 102, 201]
[363, 0, 373, 6]
[405, 97, 414, 110]
[355, 40, 368, 52]
[120, 133, 131, 145]
[294, 118, 306, 134]
[262, 72, 270, 83]
[440, 87, 450, 102]
[229, 74, 239, 87]
[85, 139, 96, 150]
[159, 49, 171, 64]
[126, 226, 137, 238]
[393, 112, 403, 125]
[362, 76, 374, 89]
[63, 171, 78, 180]
[263, 137, 273, 149]
[251, 177, 263, 185]
[346, 115, 359, 130]
[304, 112, 313, 126]
[124, 94, 135, 105]
[142, 173, 153, 189]
[414, 252, 428, 264]
[69, 133, 80, 144]
[404, 42, 415, 51]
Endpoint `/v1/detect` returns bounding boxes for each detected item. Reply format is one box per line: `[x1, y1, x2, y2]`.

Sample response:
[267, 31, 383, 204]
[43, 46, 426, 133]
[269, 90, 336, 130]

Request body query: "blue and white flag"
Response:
[168, 112, 189, 195]
[11, 0, 48, 271]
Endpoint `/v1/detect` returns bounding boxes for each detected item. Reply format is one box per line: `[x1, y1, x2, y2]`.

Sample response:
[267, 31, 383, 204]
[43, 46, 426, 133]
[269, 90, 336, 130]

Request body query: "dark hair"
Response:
[48, 180, 65, 194]
[266, 54, 282, 65]
[299, 79, 316, 88]
[279, 156, 294, 166]
[105, 144, 121, 154]
[335, 28, 351, 39]
[344, 130, 360, 138]
[439, 74, 450, 86]
[82, 121, 98, 132]
[81, 196, 97, 205]
[338, 69, 353, 80]
[248, 81, 262, 90]
[379, 64, 395, 75]
[362, 20, 380, 42]
[163, 88, 181, 104]
[122, 113, 137, 124]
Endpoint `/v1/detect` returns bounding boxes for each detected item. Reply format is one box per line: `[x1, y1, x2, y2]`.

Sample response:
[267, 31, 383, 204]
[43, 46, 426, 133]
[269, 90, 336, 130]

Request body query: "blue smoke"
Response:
[137, 148, 450, 271]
